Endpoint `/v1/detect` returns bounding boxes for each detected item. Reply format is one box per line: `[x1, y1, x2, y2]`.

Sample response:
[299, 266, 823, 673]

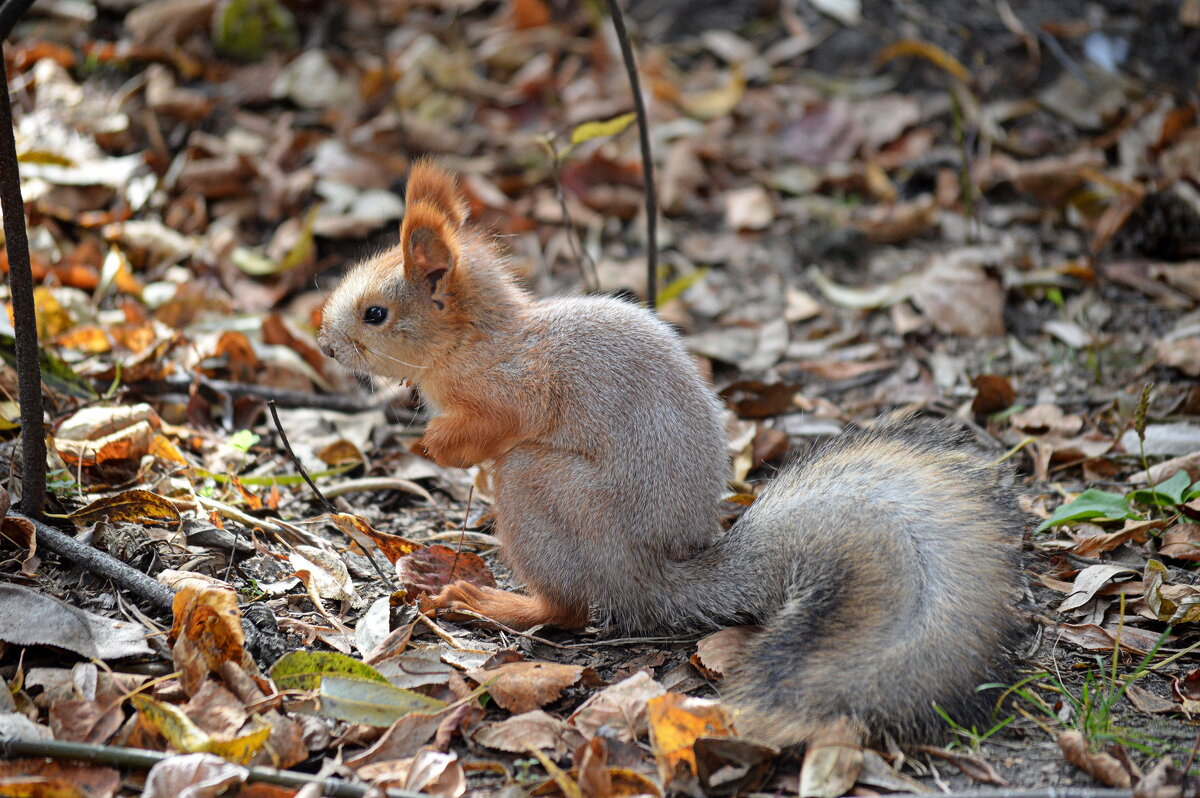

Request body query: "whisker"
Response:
[358, 341, 429, 370]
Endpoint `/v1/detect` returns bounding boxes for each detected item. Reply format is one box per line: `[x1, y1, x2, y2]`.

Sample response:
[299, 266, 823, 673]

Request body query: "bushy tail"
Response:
[716, 418, 1026, 746]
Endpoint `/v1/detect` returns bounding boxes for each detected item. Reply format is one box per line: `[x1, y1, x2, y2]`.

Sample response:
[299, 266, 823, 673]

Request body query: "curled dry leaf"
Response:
[169, 585, 245, 696]
[396, 544, 497, 598]
[694, 736, 778, 796]
[330, 513, 423, 564]
[357, 749, 466, 797]
[691, 626, 761, 679]
[911, 256, 1005, 336]
[66, 489, 181, 529]
[466, 661, 598, 714]
[1160, 523, 1200, 561]
[798, 718, 863, 798]
[569, 671, 666, 742]
[971, 374, 1016, 415]
[473, 710, 585, 757]
[1058, 730, 1133, 788]
[1059, 564, 1139, 613]
[344, 710, 446, 768]
[141, 752, 248, 798]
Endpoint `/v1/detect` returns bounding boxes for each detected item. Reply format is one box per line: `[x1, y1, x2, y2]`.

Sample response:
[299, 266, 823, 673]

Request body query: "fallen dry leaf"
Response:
[473, 710, 585, 757]
[466, 661, 598, 714]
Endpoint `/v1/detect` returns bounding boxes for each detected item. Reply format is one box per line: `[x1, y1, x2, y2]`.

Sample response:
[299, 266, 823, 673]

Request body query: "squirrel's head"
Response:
[317, 160, 474, 385]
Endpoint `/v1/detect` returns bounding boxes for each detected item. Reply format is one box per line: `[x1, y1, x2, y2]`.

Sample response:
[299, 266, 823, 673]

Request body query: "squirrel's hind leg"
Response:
[432, 581, 589, 630]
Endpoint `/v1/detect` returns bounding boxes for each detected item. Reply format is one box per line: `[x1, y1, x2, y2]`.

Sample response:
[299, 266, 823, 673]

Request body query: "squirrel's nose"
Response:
[317, 336, 335, 359]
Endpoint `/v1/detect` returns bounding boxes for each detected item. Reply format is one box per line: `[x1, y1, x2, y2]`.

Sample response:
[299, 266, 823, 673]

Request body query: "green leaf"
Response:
[1036, 489, 1136, 533]
[229, 429, 261, 453]
[212, 0, 299, 61]
[318, 674, 446, 726]
[1128, 470, 1192, 507]
[269, 650, 390, 691]
[0, 332, 96, 399]
[1185, 480, 1200, 502]
[569, 113, 636, 147]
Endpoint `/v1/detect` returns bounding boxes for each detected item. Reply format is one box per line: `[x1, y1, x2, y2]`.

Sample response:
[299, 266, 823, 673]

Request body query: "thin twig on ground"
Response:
[0, 737, 427, 798]
[604, 0, 658, 310]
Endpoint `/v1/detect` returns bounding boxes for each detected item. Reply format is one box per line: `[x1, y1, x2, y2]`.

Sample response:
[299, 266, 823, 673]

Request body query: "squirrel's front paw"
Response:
[417, 435, 480, 469]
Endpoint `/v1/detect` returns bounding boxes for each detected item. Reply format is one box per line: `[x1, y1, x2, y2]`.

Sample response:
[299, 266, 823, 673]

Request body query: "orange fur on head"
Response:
[406, 159, 469, 226]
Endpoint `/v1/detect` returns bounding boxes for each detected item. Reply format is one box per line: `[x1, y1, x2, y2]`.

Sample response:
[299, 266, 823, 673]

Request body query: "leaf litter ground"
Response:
[1, 0, 1200, 795]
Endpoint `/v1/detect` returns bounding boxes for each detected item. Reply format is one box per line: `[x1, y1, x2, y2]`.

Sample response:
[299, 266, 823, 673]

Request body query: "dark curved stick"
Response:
[604, 0, 658, 310]
[0, 6, 47, 517]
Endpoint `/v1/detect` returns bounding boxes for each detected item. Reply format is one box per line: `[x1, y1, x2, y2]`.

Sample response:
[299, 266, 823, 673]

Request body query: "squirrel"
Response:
[316, 160, 1027, 748]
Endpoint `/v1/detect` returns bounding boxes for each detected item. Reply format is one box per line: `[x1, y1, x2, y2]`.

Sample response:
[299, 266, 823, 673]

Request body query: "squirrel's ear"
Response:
[401, 200, 461, 294]
[406, 159, 469, 227]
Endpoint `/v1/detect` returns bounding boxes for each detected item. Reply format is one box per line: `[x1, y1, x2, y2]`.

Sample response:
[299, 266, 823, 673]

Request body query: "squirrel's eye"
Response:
[363, 306, 388, 325]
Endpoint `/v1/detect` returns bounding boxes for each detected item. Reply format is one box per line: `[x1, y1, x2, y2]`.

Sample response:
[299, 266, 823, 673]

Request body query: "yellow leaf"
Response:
[206, 717, 273, 764]
[64, 489, 181, 527]
[647, 693, 733, 785]
[875, 39, 970, 83]
[132, 694, 272, 765]
[569, 113, 636, 147]
[680, 66, 745, 120]
[132, 694, 210, 754]
[33, 287, 72, 339]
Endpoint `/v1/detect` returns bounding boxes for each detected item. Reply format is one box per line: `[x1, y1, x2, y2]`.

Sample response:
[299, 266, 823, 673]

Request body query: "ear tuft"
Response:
[401, 200, 461, 287]
[406, 159, 469, 227]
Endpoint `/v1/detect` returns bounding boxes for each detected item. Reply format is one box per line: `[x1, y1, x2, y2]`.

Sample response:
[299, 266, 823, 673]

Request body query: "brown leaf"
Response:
[396, 544, 497, 598]
[916, 744, 1009, 786]
[1160, 524, 1200, 561]
[1058, 730, 1133, 788]
[0, 760, 120, 798]
[691, 626, 760, 680]
[1124, 683, 1179, 714]
[911, 256, 1005, 336]
[798, 718, 863, 798]
[1158, 337, 1200, 377]
[330, 513, 422, 564]
[1071, 519, 1162, 558]
[473, 710, 585, 757]
[971, 375, 1015, 415]
[169, 586, 245, 696]
[718, 381, 799, 419]
[851, 196, 937, 244]
[569, 672, 666, 742]
[345, 711, 446, 769]
[466, 661, 596, 714]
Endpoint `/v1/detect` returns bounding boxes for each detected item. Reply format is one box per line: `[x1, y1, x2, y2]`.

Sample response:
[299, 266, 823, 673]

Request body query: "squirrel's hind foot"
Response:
[431, 581, 589, 631]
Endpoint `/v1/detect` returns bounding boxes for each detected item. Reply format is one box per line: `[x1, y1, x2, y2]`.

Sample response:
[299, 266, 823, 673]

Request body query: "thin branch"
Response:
[129, 374, 416, 417]
[10, 512, 176, 609]
[877, 791, 1132, 798]
[0, 736, 427, 798]
[267, 399, 393, 586]
[267, 400, 337, 516]
[604, 0, 658, 310]
[1, 42, 47, 518]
